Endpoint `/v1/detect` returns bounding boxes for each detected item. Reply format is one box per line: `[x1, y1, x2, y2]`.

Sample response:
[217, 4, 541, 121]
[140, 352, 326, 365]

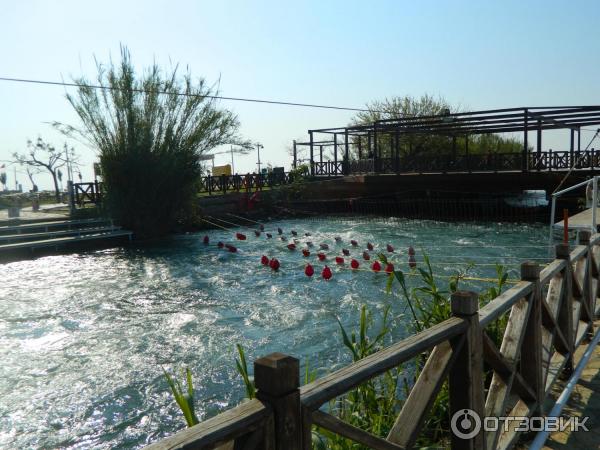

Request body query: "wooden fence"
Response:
[68, 181, 103, 207]
[146, 230, 600, 450]
[311, 149, 600, 177]
[199, 172, 301, 195]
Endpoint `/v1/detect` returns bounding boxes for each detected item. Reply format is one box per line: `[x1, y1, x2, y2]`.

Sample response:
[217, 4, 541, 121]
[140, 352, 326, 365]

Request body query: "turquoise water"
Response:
[0, 217, 549, 449]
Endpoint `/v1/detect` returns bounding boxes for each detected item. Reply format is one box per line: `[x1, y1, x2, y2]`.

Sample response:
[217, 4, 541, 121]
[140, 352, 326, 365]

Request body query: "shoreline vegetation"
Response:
[165, 254, 510, 449]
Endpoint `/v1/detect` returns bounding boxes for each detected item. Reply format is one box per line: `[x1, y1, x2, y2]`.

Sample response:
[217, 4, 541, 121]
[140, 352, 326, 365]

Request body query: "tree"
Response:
[350, 94, 523, 159]
[12, 138, 77, 201]
[25, 167, 40, 192]
[54, 47, 250, 237]
[353, 94, 453, 124]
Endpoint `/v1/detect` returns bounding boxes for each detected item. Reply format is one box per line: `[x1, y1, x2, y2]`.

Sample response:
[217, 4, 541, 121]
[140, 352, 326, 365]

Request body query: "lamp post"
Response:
[256, 143, 263, 174]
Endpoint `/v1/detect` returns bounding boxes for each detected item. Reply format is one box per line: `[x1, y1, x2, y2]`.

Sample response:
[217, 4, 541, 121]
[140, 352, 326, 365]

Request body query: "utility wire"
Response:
[0, 76, 377, 113]
[3, 75, 600, 139]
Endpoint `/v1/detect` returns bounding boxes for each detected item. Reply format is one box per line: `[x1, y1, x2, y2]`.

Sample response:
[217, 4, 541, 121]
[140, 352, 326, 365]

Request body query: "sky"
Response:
[1, 0, 599, 190]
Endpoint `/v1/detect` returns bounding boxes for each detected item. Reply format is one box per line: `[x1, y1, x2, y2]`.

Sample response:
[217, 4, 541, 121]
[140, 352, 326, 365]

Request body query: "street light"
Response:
[256, 143, 263, 174]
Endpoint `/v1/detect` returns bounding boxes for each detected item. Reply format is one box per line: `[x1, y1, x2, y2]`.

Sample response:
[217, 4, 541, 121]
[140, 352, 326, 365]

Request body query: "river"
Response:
[0, 217, 549, 448]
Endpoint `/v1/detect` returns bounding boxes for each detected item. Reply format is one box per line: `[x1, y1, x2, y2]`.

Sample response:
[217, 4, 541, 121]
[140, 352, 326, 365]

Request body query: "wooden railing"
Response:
[146, 231, 600, 450]
[199, 172, 301, 195]
[69, 181, 103, 207]
[312, 149, 600, 177]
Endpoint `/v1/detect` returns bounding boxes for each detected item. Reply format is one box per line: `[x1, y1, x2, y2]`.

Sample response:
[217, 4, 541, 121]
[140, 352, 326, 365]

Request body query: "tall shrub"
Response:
[55, 47, 247, 237]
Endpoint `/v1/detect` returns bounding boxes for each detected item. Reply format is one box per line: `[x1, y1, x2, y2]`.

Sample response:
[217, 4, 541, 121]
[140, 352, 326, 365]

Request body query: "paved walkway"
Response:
[0, 203, 69, 223]
[542, 337, 600, 449]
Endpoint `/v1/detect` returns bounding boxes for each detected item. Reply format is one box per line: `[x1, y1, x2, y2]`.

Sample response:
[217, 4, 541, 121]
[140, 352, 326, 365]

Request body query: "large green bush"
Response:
[55, 47, 248, 237]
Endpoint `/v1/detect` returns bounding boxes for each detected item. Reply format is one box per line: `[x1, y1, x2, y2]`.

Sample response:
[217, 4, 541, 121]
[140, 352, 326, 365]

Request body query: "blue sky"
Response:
[1, 0, 599, 189]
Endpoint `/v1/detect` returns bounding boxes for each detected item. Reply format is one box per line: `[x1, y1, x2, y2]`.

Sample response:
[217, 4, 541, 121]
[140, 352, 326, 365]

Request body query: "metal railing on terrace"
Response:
[308, 149, 600, 177]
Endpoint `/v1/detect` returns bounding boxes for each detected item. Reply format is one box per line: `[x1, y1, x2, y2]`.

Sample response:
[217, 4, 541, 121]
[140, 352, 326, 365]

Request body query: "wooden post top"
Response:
[555, 243, 570, 259]
[254, 352, 299, 396]
[521, 261, 540, 280]
[451, 291, 479, 316]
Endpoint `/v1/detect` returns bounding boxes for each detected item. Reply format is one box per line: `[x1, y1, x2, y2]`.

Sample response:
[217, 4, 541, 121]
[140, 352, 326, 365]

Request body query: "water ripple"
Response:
[0, 217, 547, 448]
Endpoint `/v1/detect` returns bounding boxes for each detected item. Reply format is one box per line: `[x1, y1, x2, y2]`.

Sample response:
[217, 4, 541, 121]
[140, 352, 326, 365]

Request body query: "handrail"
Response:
[548, 175, 600, 254]
[552, 177, 593, 197]
[144, 399, 272, 450]
[529, 325, 600, 449]
[478, 281, 534, 327]
[299, 316, 468, 410]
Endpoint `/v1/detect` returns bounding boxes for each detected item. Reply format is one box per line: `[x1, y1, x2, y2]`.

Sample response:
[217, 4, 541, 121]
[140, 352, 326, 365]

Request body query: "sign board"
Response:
[212, 164, 232, 176]
[198, 154, 215, 161]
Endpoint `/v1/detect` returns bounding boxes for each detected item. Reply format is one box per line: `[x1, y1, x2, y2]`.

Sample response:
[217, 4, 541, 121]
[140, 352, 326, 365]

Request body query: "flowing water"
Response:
[0, 217, 549, 449]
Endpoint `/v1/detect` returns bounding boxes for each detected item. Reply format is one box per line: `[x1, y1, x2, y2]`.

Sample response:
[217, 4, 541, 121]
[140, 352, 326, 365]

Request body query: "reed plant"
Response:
[163, 367, 200, 427]
[56, 47, 250, 237]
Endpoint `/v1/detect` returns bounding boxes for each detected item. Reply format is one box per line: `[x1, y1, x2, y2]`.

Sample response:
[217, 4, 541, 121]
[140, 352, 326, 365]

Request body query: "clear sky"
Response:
[1, 0, 599, 190]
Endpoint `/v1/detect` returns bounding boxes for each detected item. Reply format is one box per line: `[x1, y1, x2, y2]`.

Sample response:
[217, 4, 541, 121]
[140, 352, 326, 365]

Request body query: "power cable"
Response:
[0, 76, 380, 113]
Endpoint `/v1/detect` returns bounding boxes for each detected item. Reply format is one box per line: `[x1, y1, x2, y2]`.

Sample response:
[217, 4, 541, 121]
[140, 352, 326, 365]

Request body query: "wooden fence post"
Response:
[578, 230, 595, 327]
[254, 353, 302, 450]
[520, 262, 544, 415]
[449, 291, 485, 450]
[556, 243, 575, 374]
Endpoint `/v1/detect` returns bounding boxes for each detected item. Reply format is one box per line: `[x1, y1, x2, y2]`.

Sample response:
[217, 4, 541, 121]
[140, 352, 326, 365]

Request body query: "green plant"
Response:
[235, 344, 256, 399]
[479, 264, 509, 348]
[289, 164, 309, 180]
[315, 305, 401, 450]
[55, 46, 250, 238]
[337, 305, 391, 362]
[280, 164, 310, 201]
[163, 367, 200, 427]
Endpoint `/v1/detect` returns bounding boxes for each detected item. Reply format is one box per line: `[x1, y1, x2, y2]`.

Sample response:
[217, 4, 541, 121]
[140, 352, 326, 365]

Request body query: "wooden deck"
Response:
[0, 225, 121, 242]
[0, 229, 132, 252]
[0, 217, 108, 233]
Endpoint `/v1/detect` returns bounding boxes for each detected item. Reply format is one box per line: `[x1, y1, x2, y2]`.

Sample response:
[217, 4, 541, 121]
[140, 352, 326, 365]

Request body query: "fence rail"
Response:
[69, 172, 301, 204]
[145, 230, 600, 450]
[69, 150, 600, 203]
[311, 149, 600, 177]
[199, 172, 301, 195]
[70, 181, 103, 207]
